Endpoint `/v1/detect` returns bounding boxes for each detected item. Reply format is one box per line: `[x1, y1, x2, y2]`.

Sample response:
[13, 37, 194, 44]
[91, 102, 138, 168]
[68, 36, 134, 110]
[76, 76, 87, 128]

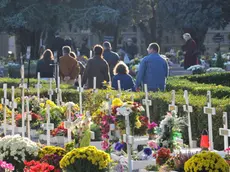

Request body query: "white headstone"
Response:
[203, 91, 216, 151]
[219, 112, 229, 150]
[77, 75, 83, 114]
[142, 84, 152, 122]
[1, 84, 9, 136]
[183, 90, 193, 148]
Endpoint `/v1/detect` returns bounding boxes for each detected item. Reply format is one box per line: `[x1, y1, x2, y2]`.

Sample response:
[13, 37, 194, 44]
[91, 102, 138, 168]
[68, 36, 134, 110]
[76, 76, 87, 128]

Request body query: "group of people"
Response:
[36, 40, 171, 92]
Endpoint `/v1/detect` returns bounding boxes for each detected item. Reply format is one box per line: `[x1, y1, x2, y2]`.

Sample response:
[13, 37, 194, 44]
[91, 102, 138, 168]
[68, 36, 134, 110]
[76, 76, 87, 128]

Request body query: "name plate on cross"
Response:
[1, 98, 9, 105]
[19, 83, 27, 89]
[35, 84, 42, 89]
[64, 121, 72, 129]
[142, 99, 152, 106]
[219, 128, 230, 136]
[183, 105, 193, 113]
[204, 107, 216, 115]
[41, 123, 54, 130]
[123, 134, 134, 145]
[169, 104, 178, 113]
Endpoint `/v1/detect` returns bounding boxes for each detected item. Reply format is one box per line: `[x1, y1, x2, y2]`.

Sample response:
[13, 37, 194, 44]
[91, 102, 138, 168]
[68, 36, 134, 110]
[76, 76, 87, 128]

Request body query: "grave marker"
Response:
[219, 112, 229, 150]
[168, 90, 178, 113]
[35, 72, 42, 102]
[1, 84, 9, 136]
[64, 103, 74, 143]
[203, 91, 216, 151]
[142, 84, 152, 122]
[25, 97, 32, 139]
[183, 90, 193, 148]
[48, 78, 54, 101]
[117, 80, 122, 98]
[77, 75, 83, 114]
[10, 86, 17, 135]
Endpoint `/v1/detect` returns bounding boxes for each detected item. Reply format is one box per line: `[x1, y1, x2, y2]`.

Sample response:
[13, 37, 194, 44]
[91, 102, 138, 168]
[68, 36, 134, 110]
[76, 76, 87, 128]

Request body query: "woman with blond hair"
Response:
[36, 49, 54, 78]
[112, 61, 135, 91]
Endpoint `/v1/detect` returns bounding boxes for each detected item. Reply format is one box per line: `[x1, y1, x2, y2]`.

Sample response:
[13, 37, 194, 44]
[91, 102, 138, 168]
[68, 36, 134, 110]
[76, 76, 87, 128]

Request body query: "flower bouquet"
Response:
[51, 122, 67, 137]
[0, 160, 14, 172]
[156, 148, 171, 166]
[0, 135, 39, 172]
[15, 112, 42, 130]
[224, 147, 230, 165]
[24, 160, 55, 172]
[60, 146, 111, 172]
[184, 151, 229, 172]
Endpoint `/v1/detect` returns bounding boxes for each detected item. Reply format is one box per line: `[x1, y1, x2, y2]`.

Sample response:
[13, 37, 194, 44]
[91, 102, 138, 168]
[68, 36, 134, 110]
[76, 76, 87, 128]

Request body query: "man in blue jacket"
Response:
[136, 43, 169, 92]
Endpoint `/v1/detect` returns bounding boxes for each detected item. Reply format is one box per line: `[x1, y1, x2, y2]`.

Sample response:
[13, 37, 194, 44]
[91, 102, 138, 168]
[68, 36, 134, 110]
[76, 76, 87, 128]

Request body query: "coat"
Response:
[36, 59, 54, 78]
[182, 39, 198, 69]
[112, 74, 135, 91]
[103, 50, 119, 78]
[59, 54, 80, 80]
[82, 56, 111, 89]
[136, 53, 169, 91]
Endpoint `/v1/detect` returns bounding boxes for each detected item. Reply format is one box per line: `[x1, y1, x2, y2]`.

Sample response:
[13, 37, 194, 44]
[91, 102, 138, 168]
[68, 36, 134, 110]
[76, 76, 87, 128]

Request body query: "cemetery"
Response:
[0, 69, 230, 171]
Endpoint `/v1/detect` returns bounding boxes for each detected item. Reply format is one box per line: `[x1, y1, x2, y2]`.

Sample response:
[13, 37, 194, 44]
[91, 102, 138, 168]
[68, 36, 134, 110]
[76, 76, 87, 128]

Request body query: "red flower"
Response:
[24, 161, 54, 172]
[51, 122, 67, 137]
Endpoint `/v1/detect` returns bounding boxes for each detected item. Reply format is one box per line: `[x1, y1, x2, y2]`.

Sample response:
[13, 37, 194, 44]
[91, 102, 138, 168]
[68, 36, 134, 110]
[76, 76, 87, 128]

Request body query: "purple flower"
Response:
[148, 122, 157, 129]
[115, 142, 124, 151]
[144, 148, 152, 156]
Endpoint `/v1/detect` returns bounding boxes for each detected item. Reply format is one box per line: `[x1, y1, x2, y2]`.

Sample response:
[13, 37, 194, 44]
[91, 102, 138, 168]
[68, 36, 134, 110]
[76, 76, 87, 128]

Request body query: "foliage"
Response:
[184, 151, 229, 172]
[60, 146, 111, 172]
[216, 52, 224, 68]
[0, 135, 39, 172]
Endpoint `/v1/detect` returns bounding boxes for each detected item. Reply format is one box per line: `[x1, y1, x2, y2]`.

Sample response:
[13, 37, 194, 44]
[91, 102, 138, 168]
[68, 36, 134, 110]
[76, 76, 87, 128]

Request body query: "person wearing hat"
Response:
[182, 33, 198, 69]
[103, 41, 120, 78]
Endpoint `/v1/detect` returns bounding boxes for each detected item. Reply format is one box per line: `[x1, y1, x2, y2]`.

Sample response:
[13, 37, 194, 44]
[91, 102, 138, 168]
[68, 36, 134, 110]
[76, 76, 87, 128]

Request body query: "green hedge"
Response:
[183, 72, 230, 86]
[0, 86, 229, 150]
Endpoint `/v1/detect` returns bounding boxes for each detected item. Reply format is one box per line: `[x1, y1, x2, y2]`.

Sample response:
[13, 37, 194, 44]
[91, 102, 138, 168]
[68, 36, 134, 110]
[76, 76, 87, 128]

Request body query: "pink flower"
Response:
[101, 140, 109, 150]
[148, 141, 158, 149]
[101, 134, 109, 139]
[148, 122, 157, 129]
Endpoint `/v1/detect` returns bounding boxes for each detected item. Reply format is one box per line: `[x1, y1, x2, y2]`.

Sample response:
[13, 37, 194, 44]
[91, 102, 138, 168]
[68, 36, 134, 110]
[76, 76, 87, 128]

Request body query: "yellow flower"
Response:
[135, 119, 142, 129]
[40, 103, 45, 108]
[0, 104, 2, 111]
[112, 98, 123, 107]
[46, 100, 56, 108]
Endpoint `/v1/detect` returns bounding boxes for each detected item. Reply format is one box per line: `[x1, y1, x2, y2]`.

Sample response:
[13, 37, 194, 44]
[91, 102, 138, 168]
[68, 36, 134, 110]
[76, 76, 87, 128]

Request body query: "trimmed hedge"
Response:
[0, 86, 229, 150]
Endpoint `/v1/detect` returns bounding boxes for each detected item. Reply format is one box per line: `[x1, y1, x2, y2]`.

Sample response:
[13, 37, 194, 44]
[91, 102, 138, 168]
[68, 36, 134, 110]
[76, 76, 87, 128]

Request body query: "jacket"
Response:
[182, 39, 198, 69]
[36, 59, 54, 78]
[112, 74, 135, 91]
[59, 54, 80, 80]
[82, 56, 111, 89]
[103, 50, 119, 77]
[136, 53, 169, 91]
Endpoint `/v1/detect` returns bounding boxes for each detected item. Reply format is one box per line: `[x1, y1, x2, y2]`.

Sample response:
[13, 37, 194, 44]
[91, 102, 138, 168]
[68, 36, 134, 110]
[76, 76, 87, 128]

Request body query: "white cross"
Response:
[117, 80, 122, 98]
[64, 102, 75, 143]
[219, 112, 229, 150]
[142, 84, 152, 122]
[92, 77, 98, 105]
[10, 86, 17, 135]
[203, 91, 216, 151]
[25, 97, 32, 139]
[1, 84, 9, 136]
[77, 75, 83, 114]
[183, 90, 193, 148]
[20, 58, 26, 137]
[35, 72, 42, 102]
[55, 77, 62, 106]
[117, 106, 134, 172]
[48, 78, 54, 101]
[168, 90, 178, 113]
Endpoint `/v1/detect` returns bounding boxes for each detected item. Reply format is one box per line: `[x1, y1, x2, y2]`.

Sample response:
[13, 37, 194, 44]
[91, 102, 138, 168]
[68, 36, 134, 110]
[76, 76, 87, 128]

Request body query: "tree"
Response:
[156, 0, 229, 52]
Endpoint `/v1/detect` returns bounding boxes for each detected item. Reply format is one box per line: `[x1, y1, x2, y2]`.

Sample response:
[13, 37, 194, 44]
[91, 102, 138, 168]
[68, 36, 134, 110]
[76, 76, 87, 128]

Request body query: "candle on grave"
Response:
[11, 86, 16, 135]
[78, 75, 83, 114]
[37, 72, 40, 101]
[93, 77, 96, 90]
[26, 98, 31, 139]
[3, 84, 7, 136]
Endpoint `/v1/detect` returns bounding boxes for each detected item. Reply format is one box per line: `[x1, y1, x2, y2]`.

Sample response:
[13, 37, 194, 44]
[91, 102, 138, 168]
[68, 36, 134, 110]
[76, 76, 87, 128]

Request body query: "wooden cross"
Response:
[64, 103, 75, 143]
[35, 72, 42, 102]
[168, 90, 178, 113]
[117, 106, 134, 172]
[117, 80, 122, 98]
[48, 78, 54, 101]
[142, 84, 152, 122]
[183, 90, 193, 148]
[219, 112, 229, 150]
[25, 97, 32, 139]
[77, 75, 83, 114]
[1, 84, 9, 136]
[203, 91, 216, 151]
[10, 86, 17, 135]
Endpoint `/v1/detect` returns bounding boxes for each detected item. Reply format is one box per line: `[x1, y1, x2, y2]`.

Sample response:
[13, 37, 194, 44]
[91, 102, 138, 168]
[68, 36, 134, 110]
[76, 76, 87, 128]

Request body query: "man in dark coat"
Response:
[182, 33, 198, 69]
[123, 38, 138, 60]
[103, 41, 119, 78]
[82, 45, 111, 89]
[51, 33, 64, 60]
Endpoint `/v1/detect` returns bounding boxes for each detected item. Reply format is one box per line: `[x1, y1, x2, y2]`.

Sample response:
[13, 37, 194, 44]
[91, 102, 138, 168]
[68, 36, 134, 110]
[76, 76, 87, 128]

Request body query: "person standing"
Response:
[136, 43, 169, 92]
[59, 46, 80, 84]
[182, 33, 198, 69]
[123, 38, 138, 60]
[82, 45, 111, 89]
[112, 61, 135, 91]
[36, 49, 54, 78]
[103, 41, 119, 78]
[51, 32, 64, 59]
